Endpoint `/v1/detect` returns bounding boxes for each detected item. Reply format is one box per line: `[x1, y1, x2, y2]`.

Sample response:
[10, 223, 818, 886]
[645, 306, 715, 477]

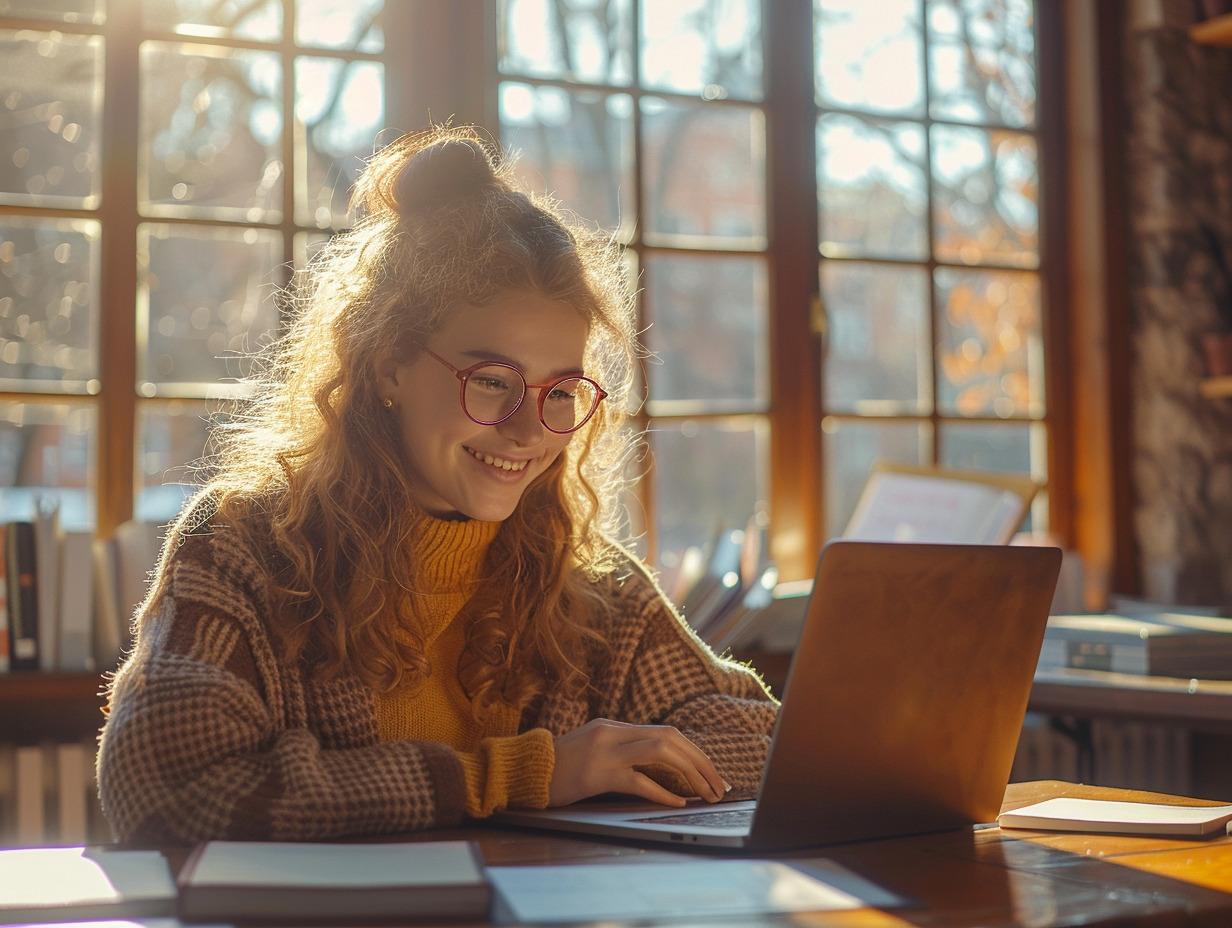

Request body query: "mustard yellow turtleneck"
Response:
[373, 517, 555, 818]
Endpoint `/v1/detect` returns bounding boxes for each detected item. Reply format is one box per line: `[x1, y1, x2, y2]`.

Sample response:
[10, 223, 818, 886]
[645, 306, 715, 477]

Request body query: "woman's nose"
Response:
[495, 394, 546, 445]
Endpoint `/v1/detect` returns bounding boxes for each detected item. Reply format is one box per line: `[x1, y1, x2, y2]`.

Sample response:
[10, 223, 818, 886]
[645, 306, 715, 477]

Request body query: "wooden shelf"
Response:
[1191, 12, 1232, 46]
[1200, 376, 1232, 398]
[0, 672, 109, 743]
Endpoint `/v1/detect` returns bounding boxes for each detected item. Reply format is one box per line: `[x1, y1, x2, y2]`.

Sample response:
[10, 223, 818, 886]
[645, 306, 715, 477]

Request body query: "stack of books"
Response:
[1037, 612, 1232, 680]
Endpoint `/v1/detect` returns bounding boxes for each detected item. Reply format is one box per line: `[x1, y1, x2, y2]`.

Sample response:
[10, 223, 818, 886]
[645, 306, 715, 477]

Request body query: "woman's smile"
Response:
[465, 446, 531, 473]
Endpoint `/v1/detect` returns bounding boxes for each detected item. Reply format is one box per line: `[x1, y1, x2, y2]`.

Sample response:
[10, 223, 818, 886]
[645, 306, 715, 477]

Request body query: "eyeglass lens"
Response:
[464, 364, 600, 432]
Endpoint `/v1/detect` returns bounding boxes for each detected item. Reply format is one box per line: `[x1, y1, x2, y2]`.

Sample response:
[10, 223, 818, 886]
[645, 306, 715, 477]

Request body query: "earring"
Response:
[382, 397, 393, 409]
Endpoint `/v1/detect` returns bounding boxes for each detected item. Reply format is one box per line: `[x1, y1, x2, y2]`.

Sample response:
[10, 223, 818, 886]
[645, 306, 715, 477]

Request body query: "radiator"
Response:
[1012, 714, 1191, 795]
[0, 739, 104, 847]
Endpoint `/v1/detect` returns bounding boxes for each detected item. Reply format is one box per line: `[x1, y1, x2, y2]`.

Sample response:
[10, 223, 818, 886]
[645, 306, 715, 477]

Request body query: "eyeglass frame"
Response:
[414, 342, 608, 434]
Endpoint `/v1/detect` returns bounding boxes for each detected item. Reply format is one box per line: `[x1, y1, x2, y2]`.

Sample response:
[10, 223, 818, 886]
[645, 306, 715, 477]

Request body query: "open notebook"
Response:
[497, 540, 1061, 850]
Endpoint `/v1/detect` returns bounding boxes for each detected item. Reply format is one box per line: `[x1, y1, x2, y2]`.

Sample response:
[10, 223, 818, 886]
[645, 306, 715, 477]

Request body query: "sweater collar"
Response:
[413, 515, 502, 591]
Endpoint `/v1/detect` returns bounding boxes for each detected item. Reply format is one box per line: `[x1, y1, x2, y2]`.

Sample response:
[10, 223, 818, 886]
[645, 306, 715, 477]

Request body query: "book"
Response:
[176, 839, 491, 923]
[843, 461, 1037, 545]
[5, 520, 40, 672]
[998, 797, 1232, 837]
[15, 744, 45, 843]
[0, 524, 8, 672]
[0, 846, 177, 923]
[92, 534, 123, 671]
[58, 530, 96, 671]
[56, 741, 90, 844]
[114, 519, 163, 625]
[1037, 613, 1232, 680]
[33, 497, 62, 671]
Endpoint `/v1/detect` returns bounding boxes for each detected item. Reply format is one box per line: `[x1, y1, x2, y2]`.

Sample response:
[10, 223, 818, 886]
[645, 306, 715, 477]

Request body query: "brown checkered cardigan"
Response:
[96, 497, 779, 845]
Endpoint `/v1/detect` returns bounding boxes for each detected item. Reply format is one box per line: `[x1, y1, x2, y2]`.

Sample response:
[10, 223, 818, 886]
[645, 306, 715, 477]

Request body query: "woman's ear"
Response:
[376, 355, 404, 397]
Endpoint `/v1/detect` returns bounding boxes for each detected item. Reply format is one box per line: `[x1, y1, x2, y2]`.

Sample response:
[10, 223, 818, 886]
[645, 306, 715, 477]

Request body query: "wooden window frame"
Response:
[8, 0, 1125, 604]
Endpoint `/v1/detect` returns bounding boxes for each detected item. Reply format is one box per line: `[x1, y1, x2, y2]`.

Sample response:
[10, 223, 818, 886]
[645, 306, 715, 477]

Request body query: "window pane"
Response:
[822, 417, 927, 539]
[296, 0, 384, 52]
[138, 224, 282, 395]
[935, 266, 1043, 418]
[142, 0, 282, 42]
[0, 0, 102, 23]
[650, 417, 767, 557]
[140, 41, 284, 222]
[927, 0, 1036, 128]
[817, 113, 927, 260]
[0, 30, 103, 209]
[0, 401, 95, 530]
[498, 0, 632, 85]
[814, 0, 924, 117]
[643, 253, 767, 414]
[293, 230, 331, 271]
[931, 124, 1038, 269]
[641, 99, 765, 245]
[939, 419, 1045, 532]
[136, 399, 214, 522]
[500, 84, 634, 238]
[295, 57, 384, 229]
[938, 418, 1036, 469]
[822, 261, 930, 415]
[640, 0, 762, 101]
[0, 217, 99, 393]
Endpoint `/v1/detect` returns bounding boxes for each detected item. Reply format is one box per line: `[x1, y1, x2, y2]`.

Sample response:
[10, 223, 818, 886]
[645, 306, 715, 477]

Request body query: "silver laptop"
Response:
[496, 540, 1062, 850]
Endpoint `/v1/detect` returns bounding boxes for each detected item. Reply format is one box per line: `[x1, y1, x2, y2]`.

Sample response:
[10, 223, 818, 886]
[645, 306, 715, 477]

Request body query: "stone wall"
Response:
[1121, 0, 1232, 608]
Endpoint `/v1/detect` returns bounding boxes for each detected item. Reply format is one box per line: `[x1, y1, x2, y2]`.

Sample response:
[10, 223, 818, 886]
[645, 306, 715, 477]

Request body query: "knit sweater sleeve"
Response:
[454, 729, 555, 817]
[96, 515, 470, 845]
[585, 565, 780, 800]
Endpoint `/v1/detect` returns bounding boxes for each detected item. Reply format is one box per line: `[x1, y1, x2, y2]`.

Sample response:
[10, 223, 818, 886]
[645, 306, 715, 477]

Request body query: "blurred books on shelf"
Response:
[1038, 612, 1232, 680]
[1, 517, 163, 676]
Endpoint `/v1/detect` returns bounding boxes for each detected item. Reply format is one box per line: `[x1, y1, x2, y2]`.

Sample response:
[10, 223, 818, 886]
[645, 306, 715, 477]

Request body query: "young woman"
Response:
[96, 125, 778, 844]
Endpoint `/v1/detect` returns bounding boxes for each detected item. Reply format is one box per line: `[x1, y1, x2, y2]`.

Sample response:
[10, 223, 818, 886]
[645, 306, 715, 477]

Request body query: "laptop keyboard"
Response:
[632, 807, 755, 828]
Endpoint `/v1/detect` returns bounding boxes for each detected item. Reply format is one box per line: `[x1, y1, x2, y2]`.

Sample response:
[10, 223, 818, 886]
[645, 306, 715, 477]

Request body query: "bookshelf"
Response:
[0, 672, 107, 743]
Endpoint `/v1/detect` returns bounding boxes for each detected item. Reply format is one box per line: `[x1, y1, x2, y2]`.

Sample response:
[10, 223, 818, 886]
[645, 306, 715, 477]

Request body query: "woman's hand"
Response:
[548, 718, 727, 808]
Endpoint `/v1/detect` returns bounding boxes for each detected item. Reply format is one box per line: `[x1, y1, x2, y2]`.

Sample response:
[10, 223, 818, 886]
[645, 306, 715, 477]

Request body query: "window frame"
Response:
[3, 0, 1107, 599]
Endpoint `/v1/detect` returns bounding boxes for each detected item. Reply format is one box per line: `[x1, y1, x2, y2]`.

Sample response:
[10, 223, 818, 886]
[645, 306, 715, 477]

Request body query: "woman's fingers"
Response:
[548, 718, 726, 808]
[617, 731, 724, 802]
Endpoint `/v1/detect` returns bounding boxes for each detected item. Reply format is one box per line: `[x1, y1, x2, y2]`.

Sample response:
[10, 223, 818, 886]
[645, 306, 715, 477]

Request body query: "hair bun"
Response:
[395, 138, 496, 213]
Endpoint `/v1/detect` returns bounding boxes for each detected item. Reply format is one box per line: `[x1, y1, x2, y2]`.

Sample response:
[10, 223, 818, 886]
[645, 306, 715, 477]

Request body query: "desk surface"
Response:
[149, 781, 1232, 928]
[465, 780, 1232, 927]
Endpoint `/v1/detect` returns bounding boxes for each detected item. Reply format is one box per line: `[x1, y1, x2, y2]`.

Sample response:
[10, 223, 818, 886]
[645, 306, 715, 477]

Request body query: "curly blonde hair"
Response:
[192, 124, 639, 711]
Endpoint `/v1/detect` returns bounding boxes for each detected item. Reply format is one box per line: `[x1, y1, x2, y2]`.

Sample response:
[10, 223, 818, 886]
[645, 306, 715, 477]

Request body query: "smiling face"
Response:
[379, 291, 592, 522]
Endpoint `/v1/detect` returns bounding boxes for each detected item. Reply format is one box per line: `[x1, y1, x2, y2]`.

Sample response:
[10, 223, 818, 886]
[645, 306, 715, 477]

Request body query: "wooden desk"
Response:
[148, 781, 1232, 927]
[460, 781, 1232, 927]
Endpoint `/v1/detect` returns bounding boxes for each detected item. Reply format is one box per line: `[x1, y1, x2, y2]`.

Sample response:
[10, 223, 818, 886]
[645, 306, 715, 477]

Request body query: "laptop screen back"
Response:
[747, 541, 1061, 848]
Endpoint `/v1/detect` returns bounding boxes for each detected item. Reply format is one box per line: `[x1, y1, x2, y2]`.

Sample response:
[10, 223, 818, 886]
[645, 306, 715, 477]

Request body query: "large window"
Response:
[815, 0, 1046, 537]
[498, 0, 1054, 578]
[498, 0, 771, 573]
[0, 0, 1061, 585]
[0, 0, 385, 531]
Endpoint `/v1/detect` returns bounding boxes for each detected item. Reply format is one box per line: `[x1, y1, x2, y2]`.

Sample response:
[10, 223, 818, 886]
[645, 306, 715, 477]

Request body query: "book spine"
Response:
[6, 522, 40, 672]
[0, 524, 8, 673]
[58, 531, 95, 672]
[56, 742, 89, 844]
[34, 499, 61, 671]
[15, 744, 46, 844]
[1037, 638, 1149, 675]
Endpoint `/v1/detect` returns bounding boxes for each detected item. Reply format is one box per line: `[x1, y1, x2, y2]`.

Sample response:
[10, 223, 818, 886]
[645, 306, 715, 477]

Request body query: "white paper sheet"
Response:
[488, 858, 875, 924]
